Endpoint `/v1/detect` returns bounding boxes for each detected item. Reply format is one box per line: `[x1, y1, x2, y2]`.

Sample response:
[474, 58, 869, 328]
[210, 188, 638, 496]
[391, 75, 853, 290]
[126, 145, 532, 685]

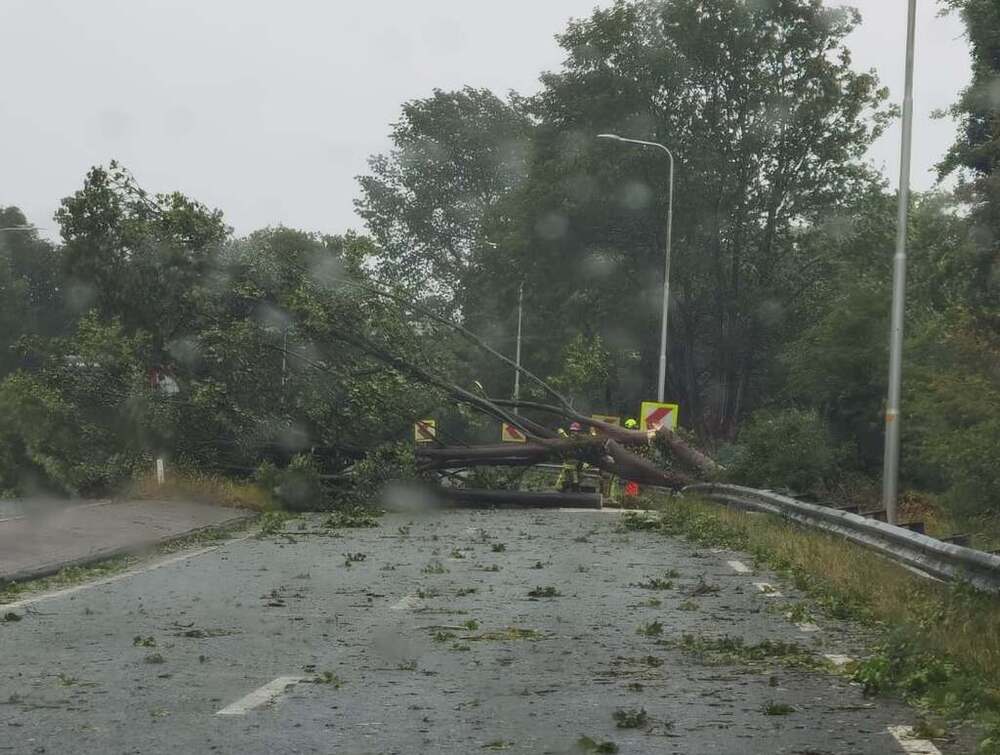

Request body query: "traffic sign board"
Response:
[639, 401, 679, 432]
[414, 419, 436, 443]
[501, 423, 527, 443]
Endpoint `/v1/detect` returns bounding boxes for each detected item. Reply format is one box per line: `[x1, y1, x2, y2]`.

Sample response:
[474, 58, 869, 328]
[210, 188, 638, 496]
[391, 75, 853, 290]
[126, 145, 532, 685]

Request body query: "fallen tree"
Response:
[277, 274, 718, 494]
[489, 398, 721, 476]
[414, 428, 694, 490]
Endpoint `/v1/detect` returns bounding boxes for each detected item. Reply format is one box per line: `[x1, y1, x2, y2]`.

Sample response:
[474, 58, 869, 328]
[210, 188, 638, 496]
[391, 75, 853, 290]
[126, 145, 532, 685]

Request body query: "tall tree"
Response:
[939, 0, 1000, 317]
[56, 161, 230, 355]
[497, 0, 892, 436]
[355, 87, 534, 299]
[0, 207, 64, 374]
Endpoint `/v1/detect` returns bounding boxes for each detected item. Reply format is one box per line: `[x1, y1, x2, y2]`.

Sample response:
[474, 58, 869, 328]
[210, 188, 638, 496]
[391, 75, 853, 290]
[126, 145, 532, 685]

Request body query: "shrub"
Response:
[466, 466, 523, 490]
[726, 408, 836, 493]
[350, 441, 417, 504]
[131, 467, 273, 511]
[904, 314, 1000, 522]
[255, 454, 324, 511]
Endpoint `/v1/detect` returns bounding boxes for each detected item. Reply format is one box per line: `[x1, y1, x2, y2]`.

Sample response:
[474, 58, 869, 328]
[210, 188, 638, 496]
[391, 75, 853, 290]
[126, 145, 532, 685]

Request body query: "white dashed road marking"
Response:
[216, 676, 305, 716]
[887, 725, 942, 755]
[390, 594, 422, 611]
[3, 540, 249, 611]
[727, 560, 751, 574]
[753, 582, 783, 597]
[796, 622, 821, 633]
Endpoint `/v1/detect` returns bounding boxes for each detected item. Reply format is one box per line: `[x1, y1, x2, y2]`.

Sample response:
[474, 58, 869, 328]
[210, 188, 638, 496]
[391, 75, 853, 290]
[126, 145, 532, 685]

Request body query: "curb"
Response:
[0, 510, 258, 585]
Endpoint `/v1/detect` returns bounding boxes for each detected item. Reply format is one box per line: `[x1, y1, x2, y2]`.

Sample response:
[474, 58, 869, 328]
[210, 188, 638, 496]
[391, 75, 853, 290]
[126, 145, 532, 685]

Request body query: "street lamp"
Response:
[882, 0, 918, 525]
[597, 133, 675, 403]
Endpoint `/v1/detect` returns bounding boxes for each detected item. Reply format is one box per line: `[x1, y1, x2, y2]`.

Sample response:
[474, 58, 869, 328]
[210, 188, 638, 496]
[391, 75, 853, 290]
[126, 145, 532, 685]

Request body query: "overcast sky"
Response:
[1, 1, 972, 240]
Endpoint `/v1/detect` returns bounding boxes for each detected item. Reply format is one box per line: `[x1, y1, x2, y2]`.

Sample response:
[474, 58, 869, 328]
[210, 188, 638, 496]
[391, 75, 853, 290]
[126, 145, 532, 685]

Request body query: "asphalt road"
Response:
[0, 508, 947, 754]
[0, 499, 93, 523]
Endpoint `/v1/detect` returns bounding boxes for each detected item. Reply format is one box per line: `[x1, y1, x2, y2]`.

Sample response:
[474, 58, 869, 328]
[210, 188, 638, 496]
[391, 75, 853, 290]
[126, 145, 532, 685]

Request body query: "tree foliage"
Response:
[355, 87, 533, 297]
[357, 0, 893, 436]
[939, 0, 1000, 316]
[2, 0, 1000, 524]
[724, 407, 836, 492]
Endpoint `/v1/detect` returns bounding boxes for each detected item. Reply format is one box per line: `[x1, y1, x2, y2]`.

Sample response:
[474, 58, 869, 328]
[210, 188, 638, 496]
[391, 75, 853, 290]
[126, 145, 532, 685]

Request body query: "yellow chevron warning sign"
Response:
[501, 423, 527, 443]
[639, 402, 679, 432]
[414, 419, 436, 443]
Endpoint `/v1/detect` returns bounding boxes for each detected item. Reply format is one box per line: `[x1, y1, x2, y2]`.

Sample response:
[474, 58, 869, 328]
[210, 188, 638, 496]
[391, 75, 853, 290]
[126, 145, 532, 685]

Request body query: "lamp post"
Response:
[882, 0, 919, 525]
[597, 133, 675, 402]
[513, 280, 524, 401]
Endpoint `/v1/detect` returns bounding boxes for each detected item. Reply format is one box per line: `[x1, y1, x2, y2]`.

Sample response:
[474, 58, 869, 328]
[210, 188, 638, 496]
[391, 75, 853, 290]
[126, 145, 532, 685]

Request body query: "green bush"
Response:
[903, 314, 1000, 521]
[350, 442, 417, 504]
[255, 454, 325, 512]
[726, 408, 836, 493]
[924, 420, 1000, 521]
[466, 466, 523, 490]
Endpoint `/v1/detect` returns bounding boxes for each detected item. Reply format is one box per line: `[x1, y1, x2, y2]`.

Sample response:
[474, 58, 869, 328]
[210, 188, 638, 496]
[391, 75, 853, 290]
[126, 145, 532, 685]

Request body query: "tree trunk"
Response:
[416, 430, 697, 490]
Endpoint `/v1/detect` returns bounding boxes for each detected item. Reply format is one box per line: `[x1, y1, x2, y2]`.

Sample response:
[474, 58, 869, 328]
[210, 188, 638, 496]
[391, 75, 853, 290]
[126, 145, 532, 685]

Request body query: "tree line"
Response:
[0, 0, 996, 526]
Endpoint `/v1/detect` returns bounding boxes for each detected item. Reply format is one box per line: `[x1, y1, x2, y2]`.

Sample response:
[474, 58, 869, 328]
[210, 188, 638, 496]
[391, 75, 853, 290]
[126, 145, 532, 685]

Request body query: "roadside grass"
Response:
[257, 510, 291, 536]
[622, 495, 1000, 751]
[126, 470, 274, 512]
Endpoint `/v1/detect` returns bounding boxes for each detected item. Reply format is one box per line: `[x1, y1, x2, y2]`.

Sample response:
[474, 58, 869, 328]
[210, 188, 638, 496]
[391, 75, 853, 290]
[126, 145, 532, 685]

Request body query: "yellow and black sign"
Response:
[639, 402, 679, 432]
[414, 419, 436, 443]
[501, 423, 527, 443]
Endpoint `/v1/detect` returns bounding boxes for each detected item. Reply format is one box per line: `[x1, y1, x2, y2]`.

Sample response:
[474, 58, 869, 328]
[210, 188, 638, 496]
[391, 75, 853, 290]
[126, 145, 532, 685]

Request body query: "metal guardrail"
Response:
[685, 482, 1000, 594]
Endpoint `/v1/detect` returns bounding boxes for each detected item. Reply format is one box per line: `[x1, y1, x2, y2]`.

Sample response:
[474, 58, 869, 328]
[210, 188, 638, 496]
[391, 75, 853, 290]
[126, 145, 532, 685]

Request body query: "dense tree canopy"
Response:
[355, 87, 534, 299]
[940, 0, 1000, 316]
[358, 0, 893, 433]
[1, 0, 999, 526]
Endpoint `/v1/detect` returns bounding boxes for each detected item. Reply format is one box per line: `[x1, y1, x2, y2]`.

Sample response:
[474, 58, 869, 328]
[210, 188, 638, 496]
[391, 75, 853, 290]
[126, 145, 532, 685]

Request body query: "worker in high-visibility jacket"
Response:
[556, 422, 584, 492]
[620, 417, 640, 499]
[602, 418, 636, 504]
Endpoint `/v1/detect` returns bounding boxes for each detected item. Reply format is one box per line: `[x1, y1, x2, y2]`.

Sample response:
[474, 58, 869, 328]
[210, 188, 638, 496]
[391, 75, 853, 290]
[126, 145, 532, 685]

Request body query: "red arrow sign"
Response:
[501, 423, 527, 443]
[414, 420, 436, 443]
[645, 407, 672, 430]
